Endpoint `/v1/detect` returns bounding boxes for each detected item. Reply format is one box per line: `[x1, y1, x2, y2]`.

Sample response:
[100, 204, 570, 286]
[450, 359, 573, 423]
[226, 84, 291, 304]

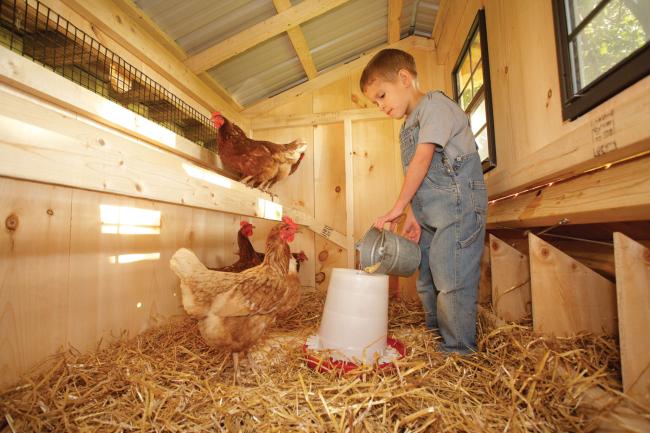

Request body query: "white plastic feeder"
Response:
[311, 268, 391, 364]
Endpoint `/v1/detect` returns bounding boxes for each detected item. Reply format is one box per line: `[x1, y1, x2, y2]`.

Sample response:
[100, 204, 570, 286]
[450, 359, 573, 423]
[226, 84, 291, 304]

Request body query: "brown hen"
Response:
[208, 221, 263, 273]
[169, 217, 299, 381]
[212, 112, 307, 191]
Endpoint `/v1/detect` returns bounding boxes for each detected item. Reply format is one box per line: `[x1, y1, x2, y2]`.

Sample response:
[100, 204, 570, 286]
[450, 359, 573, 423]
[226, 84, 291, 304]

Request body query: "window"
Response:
[553, 0, 650, 120]
[452, 9, 496, 173]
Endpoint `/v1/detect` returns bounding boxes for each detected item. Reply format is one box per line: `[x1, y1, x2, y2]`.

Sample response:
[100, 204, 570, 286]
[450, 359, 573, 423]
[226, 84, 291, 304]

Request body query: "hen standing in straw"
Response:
[169, 217, 301, 382]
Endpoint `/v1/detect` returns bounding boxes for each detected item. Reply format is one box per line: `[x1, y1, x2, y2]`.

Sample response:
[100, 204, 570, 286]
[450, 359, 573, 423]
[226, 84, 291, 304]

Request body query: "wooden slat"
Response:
[0, 47, 220, 172]
[388, 0, 404, 43]
[490, 234, 531, 323]
[486, 77, 650, 199]
[528, 234, 617, 337]
[185, 0, 350, 74]
[59, 0, 244, 123]
[0, 179, 72, 389]
[613, 232, 650, 406]
[252, 108, 384, 129]
[487, 154, 650, 228]
[272, 0, 319, 80]
[242, 36, 435, 115]
[344, 118, 355, 267]
[313, 123, 347, 235]
[0, 82, 345, 247]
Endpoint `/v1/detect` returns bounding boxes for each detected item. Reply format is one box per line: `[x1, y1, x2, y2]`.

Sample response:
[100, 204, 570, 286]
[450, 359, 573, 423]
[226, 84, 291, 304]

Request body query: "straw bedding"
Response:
[0, 289, 631, 432]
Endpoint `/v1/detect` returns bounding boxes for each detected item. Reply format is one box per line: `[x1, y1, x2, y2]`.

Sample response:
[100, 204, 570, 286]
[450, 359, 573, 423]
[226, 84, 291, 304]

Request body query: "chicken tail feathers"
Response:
[170, 248, 208, 317]
[170, 248, 206, 278]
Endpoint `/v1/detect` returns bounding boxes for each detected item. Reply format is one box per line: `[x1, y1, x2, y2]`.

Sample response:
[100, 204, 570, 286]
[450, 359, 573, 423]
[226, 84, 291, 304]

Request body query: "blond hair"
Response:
[359, 49, 417, 92]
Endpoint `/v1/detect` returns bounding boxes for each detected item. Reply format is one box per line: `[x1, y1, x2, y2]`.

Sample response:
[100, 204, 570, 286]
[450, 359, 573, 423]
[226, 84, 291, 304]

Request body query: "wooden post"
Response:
[489, 235, 531, 323]
[614, 232, 650, 406]
[344, 118, 355, 268]
[528, 234, 617, 337]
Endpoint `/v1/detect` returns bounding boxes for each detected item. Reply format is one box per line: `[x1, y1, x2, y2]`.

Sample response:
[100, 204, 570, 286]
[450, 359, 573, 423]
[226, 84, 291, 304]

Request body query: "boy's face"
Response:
[363, 70, 413, 119]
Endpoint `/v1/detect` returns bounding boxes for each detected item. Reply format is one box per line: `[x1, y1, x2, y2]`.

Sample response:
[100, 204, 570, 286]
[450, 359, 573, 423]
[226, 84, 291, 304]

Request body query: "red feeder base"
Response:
[303, 337, 406, 374]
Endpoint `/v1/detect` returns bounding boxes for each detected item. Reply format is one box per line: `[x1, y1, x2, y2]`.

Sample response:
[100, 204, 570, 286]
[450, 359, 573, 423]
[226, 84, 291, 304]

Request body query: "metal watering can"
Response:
[356, 226, 421, 277]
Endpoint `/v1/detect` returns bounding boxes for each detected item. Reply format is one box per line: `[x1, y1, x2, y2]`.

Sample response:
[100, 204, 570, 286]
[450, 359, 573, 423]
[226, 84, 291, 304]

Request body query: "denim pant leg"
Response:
[416, 229, 437, 330]
[429, 223, 482, 354]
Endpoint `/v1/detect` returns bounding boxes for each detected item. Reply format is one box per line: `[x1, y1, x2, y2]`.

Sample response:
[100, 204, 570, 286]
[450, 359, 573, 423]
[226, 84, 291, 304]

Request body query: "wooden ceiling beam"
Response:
[185, 0, 351, 74]
[242, 35, 434, 115]
[273, 0, 319, 80]
[388, 0, 404, 43]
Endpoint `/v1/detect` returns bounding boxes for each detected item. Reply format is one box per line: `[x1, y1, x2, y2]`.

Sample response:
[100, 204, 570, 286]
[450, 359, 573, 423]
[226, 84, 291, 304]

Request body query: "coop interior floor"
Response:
[0, 289, 630, 432]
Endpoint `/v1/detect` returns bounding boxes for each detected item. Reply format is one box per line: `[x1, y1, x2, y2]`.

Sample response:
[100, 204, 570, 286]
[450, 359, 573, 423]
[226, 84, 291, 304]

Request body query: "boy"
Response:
[361, 48, 487, 355]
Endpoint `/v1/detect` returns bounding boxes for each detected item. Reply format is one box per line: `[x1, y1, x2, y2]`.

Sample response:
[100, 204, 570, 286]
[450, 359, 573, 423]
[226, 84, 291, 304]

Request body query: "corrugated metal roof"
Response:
[208, 33, 308, 106]
[133, 0, 440, 108]
[301, 0, 387, 71]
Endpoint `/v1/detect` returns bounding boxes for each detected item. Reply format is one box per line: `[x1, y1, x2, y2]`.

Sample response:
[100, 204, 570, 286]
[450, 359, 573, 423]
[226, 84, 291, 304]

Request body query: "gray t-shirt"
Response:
[402, 91, 477, 160]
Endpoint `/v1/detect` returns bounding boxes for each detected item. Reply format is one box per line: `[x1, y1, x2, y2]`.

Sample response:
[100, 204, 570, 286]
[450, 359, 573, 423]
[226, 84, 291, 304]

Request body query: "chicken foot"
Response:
[231, 351, 262, 384]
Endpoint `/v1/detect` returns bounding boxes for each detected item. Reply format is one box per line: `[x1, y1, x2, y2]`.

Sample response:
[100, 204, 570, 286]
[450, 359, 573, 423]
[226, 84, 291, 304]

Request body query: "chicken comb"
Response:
[281, 216, 297, 229]
[240, 220, 252, 228]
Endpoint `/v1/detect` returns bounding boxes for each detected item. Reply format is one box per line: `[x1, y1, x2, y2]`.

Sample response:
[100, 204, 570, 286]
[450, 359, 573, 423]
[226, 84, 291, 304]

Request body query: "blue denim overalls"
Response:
[400, 121, 487, 354]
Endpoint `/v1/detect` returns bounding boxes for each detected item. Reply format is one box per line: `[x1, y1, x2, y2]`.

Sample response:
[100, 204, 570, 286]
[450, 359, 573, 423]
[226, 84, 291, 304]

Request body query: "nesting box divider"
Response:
[528, 233, 617, 337]
[613, 232, 650, 406]
[489, 234, 531, 323]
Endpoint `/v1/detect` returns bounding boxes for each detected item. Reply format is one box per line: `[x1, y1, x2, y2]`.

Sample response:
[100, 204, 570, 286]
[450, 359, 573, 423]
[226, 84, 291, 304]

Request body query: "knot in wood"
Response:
[540, 247, 549, 258]
[335, 186, 341, 193]
[47, 209, 54, 216]
[318, 250, 329, 262]
[5, 214, 19, 231]
[315, 272, 326, 284]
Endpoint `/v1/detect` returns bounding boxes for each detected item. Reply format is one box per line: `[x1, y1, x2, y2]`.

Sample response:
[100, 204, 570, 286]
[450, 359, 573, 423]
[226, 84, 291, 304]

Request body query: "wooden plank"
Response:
[314, 237, 348, 291]
[344, 118, 355, 267]
[528, 234, 617, 337]
[486, 77, 650, 198]
[252, 108, 384, 129]
[489, 234, 531, 323]
[242, 36, 435, 115]
[58, 0, 244, 123]
[0, 178, 72, 389]
[0, 83, 343, 245]
[184, 0, 351, 74]
[313, 123, 347, 235]
[487, 154, 650, 228]
[351, 119, 401, 240]
[613, 232, 650, 406]
[388, 0, 404, 43]
[0, 48, 220, 171]
[272, 0, 319, 80]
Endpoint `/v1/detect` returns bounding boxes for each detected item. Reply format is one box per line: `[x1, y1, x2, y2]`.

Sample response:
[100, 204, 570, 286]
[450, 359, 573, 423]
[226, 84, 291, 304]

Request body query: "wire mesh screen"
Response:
[0, 0, 217, 150]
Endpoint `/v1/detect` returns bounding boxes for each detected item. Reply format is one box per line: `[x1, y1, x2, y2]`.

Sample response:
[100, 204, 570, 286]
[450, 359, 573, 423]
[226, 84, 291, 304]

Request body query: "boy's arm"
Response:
[374, 143, 435, 230]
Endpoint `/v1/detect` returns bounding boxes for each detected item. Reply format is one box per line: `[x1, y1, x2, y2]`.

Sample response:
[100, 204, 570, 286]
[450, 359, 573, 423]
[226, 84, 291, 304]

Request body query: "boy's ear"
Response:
[397, 69, 412, 87]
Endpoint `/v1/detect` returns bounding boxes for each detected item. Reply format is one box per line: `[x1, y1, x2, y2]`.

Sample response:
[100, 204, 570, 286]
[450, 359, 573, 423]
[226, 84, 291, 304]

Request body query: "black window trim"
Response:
[552, 0, 650, 121]
[452, 8, 496, 173]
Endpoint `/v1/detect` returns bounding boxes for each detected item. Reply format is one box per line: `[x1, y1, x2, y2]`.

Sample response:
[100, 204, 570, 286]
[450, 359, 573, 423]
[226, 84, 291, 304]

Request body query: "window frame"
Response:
[552, 0, 650, 121]
[451, 8, 497, 173]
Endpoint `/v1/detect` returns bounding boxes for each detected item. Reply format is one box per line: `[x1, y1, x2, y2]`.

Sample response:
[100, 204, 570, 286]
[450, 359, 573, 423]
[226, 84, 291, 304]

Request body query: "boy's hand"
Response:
[401, 208, 421, 243]
[374, 205, 405, 232]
